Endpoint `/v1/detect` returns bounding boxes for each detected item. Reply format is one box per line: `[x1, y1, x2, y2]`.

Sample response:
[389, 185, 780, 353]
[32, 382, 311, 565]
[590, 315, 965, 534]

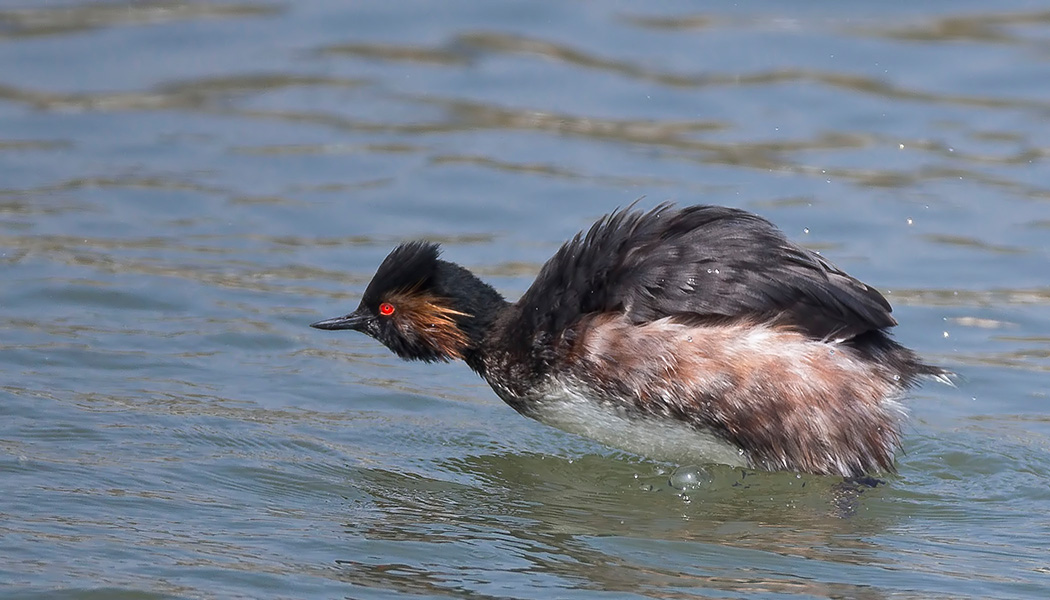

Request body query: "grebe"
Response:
[311, 204, 948, 477]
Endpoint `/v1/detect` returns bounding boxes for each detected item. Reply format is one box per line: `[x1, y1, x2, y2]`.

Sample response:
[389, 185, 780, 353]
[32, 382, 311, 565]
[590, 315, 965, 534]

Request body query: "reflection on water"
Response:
[0, 1, 281, 39]
[340, 455, 895, 599]
[0, 74, 363, 112]
[2, 1, 1050, 599]
[856, 9, 1050, 43]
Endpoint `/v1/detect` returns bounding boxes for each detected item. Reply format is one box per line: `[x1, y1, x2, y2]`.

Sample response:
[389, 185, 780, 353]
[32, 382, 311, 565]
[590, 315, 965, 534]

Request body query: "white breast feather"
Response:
[527, 378, 748, 468]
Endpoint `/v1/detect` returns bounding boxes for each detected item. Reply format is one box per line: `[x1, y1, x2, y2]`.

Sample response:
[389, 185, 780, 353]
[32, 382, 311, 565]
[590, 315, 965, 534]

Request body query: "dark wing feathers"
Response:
[517, 204, 895, 342]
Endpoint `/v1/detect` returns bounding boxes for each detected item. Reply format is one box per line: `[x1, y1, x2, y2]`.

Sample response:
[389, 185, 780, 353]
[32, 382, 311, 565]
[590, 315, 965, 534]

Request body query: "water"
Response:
[2, 1, 1049, 598]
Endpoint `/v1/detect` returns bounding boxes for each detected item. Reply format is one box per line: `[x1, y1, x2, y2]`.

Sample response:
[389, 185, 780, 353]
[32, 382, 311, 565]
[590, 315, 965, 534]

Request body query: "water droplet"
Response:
[803, 227, 810, 234]
[943, 331, 950, 338]
[829, 348, 835, 355]
[907, 218, 913, 225]
[639, 484, 654, 492]
[669, 466, 711, 491]
[893, 374, 901, 381]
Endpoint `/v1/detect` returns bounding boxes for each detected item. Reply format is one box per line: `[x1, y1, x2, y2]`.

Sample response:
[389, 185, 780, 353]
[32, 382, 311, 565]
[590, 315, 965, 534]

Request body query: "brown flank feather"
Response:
[564, 313, 903, 476]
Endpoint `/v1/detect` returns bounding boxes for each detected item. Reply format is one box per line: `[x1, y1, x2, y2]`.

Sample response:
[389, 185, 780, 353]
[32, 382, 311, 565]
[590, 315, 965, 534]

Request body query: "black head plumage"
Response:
[312, 241, 507, 367]
[360, 241, 441, 309]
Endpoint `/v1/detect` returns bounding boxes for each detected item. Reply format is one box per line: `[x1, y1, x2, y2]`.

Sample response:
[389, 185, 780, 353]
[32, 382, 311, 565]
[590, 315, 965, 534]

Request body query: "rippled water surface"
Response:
[3, 1, 1050, 598]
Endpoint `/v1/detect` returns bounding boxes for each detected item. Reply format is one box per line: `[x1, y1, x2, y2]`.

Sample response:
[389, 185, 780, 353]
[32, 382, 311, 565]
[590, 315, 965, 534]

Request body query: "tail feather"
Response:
[846, 330, 952, 388]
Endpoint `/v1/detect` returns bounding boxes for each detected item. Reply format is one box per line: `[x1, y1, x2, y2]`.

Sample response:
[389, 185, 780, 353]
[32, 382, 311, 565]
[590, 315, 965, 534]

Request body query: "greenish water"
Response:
[2, 1, 1049, 598]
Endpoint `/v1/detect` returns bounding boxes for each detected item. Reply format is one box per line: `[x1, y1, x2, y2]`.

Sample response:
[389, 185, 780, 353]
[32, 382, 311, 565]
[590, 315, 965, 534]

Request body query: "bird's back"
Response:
[517, 204, 896, 349]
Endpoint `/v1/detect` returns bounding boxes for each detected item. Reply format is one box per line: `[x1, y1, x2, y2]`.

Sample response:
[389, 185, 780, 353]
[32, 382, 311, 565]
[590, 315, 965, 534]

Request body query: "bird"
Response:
[310, 203, 949, 477]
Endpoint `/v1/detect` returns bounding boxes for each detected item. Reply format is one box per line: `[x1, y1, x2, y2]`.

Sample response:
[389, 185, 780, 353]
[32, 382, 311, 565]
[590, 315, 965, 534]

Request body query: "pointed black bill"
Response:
[310, 311, 369, 331]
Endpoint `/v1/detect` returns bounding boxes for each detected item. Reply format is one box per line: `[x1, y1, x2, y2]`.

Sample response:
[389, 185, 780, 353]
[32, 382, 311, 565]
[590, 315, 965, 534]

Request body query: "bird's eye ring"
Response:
[378, 302, 395, 316]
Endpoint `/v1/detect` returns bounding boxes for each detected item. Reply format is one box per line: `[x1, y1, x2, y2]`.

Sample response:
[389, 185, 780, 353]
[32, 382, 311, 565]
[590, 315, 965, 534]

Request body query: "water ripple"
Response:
[0, 0, 281, 39]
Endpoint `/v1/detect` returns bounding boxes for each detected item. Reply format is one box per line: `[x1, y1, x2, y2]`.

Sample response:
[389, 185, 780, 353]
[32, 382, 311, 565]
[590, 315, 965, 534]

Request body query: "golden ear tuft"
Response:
[384, 290, 472, 360]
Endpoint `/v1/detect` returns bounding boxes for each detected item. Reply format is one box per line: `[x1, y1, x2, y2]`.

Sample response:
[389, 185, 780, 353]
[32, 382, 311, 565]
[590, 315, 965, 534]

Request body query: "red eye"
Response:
[378, 302, 395, 316]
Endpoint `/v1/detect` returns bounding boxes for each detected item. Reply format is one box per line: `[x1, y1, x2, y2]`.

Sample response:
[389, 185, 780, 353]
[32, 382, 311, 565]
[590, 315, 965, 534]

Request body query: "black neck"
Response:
[460, 301, 507, 375]
[433, 260, 508, 374]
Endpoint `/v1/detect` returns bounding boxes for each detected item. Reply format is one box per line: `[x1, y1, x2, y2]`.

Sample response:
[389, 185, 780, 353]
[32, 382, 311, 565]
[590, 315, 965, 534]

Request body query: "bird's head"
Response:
[311, 241, 500, 363]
